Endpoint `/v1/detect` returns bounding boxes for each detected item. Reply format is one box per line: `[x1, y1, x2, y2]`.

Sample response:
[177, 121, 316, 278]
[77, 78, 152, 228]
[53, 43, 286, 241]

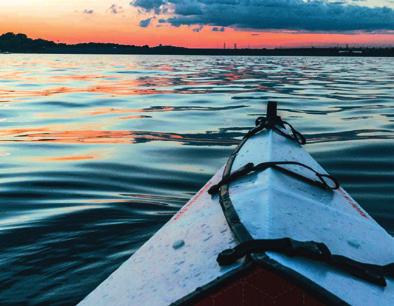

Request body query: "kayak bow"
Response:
[80, 102, 394, 306]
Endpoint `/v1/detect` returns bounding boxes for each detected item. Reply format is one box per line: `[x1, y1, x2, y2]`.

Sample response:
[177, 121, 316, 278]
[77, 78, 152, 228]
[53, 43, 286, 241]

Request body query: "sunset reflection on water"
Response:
[0, 54, 393, 305]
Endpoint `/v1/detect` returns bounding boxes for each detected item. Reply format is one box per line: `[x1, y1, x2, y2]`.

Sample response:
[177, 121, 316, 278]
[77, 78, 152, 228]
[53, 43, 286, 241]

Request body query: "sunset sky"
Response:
[0, 0, 393, 48]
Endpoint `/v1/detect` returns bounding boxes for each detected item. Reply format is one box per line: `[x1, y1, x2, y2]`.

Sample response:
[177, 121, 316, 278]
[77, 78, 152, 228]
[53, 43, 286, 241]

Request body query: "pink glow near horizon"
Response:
[0, 0, 393, 48]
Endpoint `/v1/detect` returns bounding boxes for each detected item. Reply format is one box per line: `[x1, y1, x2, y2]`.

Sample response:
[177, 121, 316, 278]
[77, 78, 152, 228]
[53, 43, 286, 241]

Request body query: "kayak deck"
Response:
[79, 105, 394, 306]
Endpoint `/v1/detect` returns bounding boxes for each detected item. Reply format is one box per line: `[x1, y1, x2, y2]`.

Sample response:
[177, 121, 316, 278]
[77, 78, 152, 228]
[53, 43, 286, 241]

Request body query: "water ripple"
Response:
[0, 54, 393, 305]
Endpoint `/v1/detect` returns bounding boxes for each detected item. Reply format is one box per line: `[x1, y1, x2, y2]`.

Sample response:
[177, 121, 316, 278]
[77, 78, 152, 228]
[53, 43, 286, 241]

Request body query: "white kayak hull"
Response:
[79, 104, 394, 306]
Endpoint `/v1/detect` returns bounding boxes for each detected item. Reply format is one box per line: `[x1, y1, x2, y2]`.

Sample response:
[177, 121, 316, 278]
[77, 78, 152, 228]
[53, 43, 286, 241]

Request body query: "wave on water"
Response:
[0, 54, 392, 305]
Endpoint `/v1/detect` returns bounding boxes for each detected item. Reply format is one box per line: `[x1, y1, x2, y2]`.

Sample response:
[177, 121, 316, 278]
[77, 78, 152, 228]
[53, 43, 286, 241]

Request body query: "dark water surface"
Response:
[0, 54, 393, 305]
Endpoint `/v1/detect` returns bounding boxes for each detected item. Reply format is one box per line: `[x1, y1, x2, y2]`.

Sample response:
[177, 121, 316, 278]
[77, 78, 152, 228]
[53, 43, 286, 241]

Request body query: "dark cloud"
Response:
[139, 17, 153, 27]
[131, 0, 394, 32]
[174, 2, 203, 16]
[132, 0, 165, 14]
[192, 25, 204, 32]
[212, 26, 225, 32]
[83, 9, 94, 14]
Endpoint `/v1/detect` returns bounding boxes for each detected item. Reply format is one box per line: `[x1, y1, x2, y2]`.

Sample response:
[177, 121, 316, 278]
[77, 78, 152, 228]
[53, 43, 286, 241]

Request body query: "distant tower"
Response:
[234, 43, 237, 49]
[224, 42, 226, 49]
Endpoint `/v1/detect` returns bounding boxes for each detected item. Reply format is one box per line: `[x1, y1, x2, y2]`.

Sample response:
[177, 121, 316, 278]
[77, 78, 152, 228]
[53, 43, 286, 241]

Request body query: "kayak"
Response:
[79, 102, 394, 306]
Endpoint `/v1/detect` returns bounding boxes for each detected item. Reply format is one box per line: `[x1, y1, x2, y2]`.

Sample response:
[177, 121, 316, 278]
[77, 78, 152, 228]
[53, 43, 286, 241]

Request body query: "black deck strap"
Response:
[208, 161, 339, 195]
[208, 162, 255, 195]
[276, 120, 306, 145]
[217, 239, 389, 287]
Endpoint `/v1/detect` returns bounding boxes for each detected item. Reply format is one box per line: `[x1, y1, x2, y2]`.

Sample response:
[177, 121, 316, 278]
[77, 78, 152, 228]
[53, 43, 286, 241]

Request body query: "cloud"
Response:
[139, 17, 153, 27]
[109, 4, 123, 14]
[212, 27, 225, 32]
[192, 25, 204, 32]
[83, 9, 94, 14]
[131, 0, 394, 32]
[132, 0, 165, 14]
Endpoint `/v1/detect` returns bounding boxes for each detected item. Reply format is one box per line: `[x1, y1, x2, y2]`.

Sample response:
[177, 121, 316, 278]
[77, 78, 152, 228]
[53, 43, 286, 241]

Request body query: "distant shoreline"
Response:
[2, 52, 394, 58]
[1, 32, 393, 57]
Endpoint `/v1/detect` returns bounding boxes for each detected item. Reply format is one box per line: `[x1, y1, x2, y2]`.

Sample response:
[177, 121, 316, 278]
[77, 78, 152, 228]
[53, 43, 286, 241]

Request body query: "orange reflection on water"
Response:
[25, 130, 134, 144]
[0, 67, 255, 102]
[0, 79, 160, 101]
[0, 86, 157, 100]
[0, 71, 27, 80]
[88, 107, 140, 116]
[0, 126, 184, 144]
[119, 115, 148, 120]
[0, 127, 49, 137]
[39, 153, 98, 162]
[223, 71, 246, 82]
[50, 74, 108, 81]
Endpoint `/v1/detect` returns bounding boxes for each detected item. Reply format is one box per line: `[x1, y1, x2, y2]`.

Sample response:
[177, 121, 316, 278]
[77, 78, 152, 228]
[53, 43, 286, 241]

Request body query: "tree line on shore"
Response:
[0, 32, 393, 57]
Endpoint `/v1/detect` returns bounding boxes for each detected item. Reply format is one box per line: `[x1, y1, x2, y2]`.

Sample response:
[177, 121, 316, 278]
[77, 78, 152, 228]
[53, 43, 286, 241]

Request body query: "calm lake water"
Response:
[0, 54, 393, 305]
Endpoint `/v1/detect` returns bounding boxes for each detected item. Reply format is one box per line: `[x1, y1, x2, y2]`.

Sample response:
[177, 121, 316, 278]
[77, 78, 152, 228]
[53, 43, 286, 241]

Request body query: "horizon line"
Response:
[1, 32, 394, 50]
